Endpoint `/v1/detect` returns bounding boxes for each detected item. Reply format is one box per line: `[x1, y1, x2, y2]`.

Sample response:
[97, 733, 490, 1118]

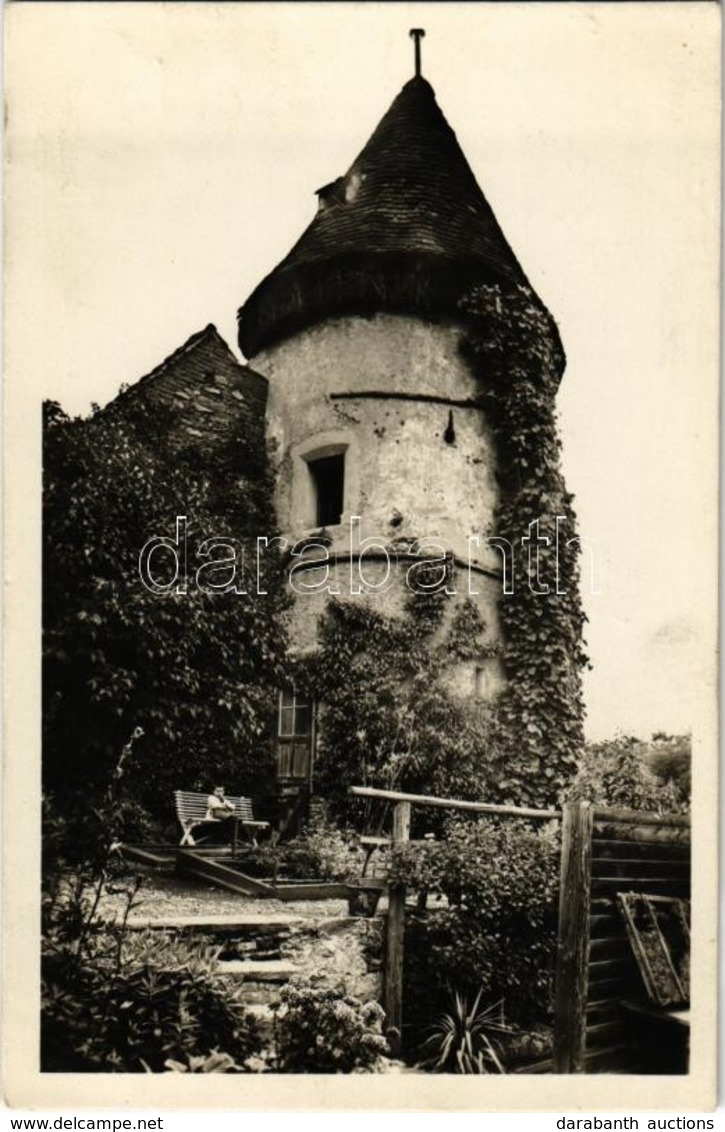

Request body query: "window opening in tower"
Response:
[308, 452, 345, 526]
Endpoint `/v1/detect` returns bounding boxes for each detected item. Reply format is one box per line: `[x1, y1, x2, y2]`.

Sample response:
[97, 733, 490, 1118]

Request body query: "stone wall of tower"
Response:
[251, 311, 506, 698]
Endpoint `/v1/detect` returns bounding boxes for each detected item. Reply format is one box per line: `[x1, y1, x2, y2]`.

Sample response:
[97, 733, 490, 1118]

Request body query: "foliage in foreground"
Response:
[394, 818, 560, 1041]
[272, 980, 389, 1073]
[42, 920, 262, 1072]
[41, 733, 262, 1074]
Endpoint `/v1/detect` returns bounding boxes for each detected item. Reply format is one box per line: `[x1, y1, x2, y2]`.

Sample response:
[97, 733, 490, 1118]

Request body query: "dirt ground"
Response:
[98, 866, 354, 922]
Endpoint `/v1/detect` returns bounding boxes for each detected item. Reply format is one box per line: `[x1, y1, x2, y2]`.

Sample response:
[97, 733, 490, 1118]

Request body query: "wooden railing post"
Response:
[384, 799, 411, 1057]
[553, 800, 593, 1073]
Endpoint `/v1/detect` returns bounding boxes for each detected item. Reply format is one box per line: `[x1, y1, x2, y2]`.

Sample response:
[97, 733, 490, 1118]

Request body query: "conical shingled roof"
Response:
[238, 76, 538, 357]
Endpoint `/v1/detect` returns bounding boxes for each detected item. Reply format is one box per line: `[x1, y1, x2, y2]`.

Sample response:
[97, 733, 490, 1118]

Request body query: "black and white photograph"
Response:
[3, 0, 719, 1112]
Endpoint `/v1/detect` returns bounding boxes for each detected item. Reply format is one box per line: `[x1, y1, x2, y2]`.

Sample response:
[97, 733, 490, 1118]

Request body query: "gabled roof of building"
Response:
[106, 324, 268, 452]
[238, 76, 542, 358]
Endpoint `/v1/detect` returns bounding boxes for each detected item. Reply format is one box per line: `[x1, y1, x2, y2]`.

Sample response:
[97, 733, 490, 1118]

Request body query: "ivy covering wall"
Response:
[289, 580, 503, 823]
[459, 283, 588, 807]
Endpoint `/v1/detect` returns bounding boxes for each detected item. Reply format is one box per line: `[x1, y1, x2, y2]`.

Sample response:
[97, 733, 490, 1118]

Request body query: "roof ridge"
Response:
[137, 324, 227, 387]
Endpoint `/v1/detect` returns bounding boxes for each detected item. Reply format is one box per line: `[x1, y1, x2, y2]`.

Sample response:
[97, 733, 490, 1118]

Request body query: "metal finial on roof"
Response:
[409, 28, 425, 78]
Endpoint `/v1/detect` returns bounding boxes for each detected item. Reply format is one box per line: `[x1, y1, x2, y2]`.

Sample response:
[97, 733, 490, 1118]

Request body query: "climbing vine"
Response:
[289, 584, 502, 823]
[459, 283, 588, 807]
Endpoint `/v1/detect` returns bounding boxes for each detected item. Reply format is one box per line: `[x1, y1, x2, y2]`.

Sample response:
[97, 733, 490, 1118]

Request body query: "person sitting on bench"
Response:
[205, 785, 235, 823]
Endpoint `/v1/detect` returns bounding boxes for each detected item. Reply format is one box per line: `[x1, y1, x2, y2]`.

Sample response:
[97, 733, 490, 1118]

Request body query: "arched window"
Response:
[290, 434, 354, 532]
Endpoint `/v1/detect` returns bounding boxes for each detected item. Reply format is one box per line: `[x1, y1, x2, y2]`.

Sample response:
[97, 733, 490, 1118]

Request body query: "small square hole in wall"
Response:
[308, 452, 345, 526]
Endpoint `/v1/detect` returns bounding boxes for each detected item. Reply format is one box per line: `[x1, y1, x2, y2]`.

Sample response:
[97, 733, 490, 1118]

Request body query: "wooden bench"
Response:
[173, 791, 270, 848]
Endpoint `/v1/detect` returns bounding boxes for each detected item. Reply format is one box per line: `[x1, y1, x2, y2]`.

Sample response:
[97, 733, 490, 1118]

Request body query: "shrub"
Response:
[393, 818, 560, 1044]
[281, 824, 365, 881]
[43, 397, 288, 820]
[41, 923, 262, 1072]
[567, 733, 690, 813]
[272, 979, 389, 1073]
[240, 824, 366, 882]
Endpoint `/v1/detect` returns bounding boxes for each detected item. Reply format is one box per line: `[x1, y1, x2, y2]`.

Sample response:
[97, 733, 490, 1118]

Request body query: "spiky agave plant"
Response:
[418, 989, 511, 1074]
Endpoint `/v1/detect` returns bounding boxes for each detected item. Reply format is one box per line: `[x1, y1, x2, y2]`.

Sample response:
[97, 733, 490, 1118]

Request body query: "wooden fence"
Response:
[348, 785, 558, 1056]
[553, 801, 690, 1073]
[349, 787, 690, 1071]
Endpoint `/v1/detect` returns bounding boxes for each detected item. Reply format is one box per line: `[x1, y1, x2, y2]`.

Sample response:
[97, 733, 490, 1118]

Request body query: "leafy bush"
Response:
[272, 979, 388, 1073]
[165, 1051, 246, 1073]
[281, 824, 366, 881]
[567, 733, 690, 813]
[42, 923, 262, 1073]
[394, 818, 560, 1042]
[43, 396, 288, 819]
[239, 824, 366, 882]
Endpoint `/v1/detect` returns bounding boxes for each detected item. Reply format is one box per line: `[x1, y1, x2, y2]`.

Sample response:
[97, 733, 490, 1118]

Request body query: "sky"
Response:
[6, 1, 720, 742]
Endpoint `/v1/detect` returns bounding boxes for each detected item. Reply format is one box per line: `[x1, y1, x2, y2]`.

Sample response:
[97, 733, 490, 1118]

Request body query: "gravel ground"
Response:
[98, 866, 355, 922]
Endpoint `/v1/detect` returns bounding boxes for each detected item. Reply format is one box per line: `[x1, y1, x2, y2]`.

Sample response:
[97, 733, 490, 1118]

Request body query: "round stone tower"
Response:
[237, 59, 575, 805]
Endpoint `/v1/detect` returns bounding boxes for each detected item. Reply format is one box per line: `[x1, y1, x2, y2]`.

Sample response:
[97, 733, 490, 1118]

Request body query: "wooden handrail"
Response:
[349, 785, 560, 821]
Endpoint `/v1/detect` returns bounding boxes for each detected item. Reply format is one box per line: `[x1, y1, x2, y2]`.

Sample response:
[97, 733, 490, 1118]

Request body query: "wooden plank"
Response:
[590, 911, 621, 934]
[591, 857, 690, 879]
[586, 1020, 623, 1045]
[592, 822, 690, 845]
[553, 801, 593, 1073]
[592, 877, 690, 897]
[176, 851, 275, 896]
[590, 906, 619, 918]
[592, 838, 690, 860]
[349, 785, 560, 821]
[586, 999, 622, 1023]
[119, 843, 176, 866]
[271, 882, 353, 901]
[582, 1044, 632, 1073]
[589, 958, 636, 978]
[586, 973, 639, 997]
[177, 851, 371, 903]
[592, 806, 689, 827]
[589, 936, 631, 960]
[384, 800, 410, 1058]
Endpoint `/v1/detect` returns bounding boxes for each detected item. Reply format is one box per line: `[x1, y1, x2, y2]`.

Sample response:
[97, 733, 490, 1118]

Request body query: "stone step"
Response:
[220, 937, 283, 953]
[126, 914, 307, 934]
[233, 985, 281, 1006]
[217, 959, 300, 981]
